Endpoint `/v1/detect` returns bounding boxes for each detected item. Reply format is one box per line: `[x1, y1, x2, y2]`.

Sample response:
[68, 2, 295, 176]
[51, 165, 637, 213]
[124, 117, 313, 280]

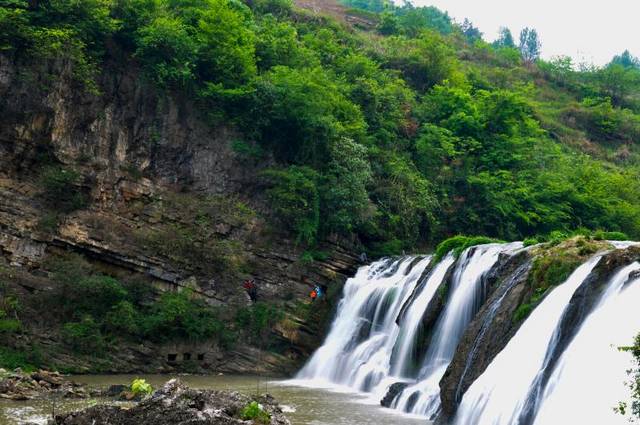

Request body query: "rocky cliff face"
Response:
[0, 53, 360, 375]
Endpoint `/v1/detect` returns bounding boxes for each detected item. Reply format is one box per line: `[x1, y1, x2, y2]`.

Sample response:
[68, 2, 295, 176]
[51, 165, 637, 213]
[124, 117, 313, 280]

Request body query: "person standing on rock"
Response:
[309, 286, 318, 302]
[243, 279, 258, 302]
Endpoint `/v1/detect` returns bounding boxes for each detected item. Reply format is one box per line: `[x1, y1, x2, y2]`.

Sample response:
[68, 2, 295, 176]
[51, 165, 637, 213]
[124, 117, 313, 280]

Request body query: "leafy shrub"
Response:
[104, 301, 141, 335]
[0, 347, 40, 372]
[531, 255, 582, 290]
[616, 333, 640, 420]
[39, 166, 87, 213]
[133, 0, 257, 88]
[300, 249, 329, 264]
[62, 316, 105, 354]
[368, 239, 405, 257]
[130, 378, 153, 397]
[240, 401, 271, 424]
[236, 302, 284, 343]
[0, 318, 21, 334]
[263, 166, 320, 245]
[48, 254, 237, 350]
[434, 235, 503, 262]
[0, 293, 22, 335]
[231, 140, 265, 160]
[512, 238, 603, 322]
[593, 230, 629, 241]
[143, 291, 230, 343]
[59, 275, 128, 319]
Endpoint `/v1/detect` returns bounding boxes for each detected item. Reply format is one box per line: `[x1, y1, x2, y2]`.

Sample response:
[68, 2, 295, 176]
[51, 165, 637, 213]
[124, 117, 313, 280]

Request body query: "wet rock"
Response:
[51, 379, 291, 425]
[31, 370, 64, 386]
[439, 249, 532, 419]
[380, 382, 409, 408]
[0, 369, 89, 401]
[104, 384, 128, 397]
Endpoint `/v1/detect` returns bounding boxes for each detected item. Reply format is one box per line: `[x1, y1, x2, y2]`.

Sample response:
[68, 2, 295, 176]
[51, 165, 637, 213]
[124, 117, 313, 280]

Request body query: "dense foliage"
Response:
[46, 254, 250, 354]
[2, 0, 640, 255]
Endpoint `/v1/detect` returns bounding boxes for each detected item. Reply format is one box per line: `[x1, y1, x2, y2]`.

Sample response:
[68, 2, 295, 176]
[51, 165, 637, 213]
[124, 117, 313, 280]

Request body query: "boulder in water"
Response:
[380, 382, 408, 408]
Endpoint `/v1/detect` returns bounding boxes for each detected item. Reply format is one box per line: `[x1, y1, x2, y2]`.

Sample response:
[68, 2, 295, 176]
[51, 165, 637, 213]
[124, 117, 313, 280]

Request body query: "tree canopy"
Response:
[2, 0, 640, 254]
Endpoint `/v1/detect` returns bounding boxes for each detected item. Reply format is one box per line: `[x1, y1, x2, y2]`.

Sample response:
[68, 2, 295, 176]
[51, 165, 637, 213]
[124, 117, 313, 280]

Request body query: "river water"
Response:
[0, 374, 429, 425]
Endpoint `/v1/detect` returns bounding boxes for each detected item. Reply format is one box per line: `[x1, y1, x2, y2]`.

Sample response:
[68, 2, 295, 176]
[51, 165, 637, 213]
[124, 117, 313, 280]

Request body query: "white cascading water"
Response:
[452, 255, 602, 425]
[392, 243, 523, 417]
[295, 256, 433, 392]
[292, 240, 640, 423]
[532, 262, 640, 425]
[391, 254, 457, 378]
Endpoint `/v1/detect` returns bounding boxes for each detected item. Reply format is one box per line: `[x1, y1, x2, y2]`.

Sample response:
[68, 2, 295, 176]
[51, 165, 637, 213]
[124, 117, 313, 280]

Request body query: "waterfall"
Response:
[452, 256, 602, 425]
[392, 242, 523, 417]
[391, 254, 457, 378]
[453, 260, 533, 405]
[295, 256, 433, 392]
[532, 263, 640, 425]
[293, 241, 639, 423]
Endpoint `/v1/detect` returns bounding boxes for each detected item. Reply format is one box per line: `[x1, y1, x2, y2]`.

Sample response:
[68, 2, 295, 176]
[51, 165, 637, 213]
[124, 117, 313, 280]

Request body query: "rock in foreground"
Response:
[0, 369, 90, 400]
[51, 379, 291, 425]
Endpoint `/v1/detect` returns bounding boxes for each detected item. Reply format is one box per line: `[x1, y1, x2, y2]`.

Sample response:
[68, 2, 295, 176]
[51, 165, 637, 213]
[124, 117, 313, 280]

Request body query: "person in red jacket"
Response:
[243, 279, 257, 302]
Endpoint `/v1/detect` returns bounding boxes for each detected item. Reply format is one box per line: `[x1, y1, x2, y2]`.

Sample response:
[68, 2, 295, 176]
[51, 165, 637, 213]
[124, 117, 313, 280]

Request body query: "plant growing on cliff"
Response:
[235, 302, 284, 344]
[434, 235, 502, 263]
[39, 166, 87, 213]
[263, 166, 320, 245]
[513, 237, 607, 322]
[616, 333, 640, 421]
[62, 316, 105, 354]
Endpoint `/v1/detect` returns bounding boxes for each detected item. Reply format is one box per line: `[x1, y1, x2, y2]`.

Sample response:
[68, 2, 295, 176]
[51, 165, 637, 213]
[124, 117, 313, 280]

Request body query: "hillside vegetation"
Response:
[2, 0, 640, 257]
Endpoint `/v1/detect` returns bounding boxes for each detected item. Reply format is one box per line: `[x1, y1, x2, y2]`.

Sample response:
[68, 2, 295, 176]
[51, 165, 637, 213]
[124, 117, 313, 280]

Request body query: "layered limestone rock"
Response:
[0, 53, 360, 375]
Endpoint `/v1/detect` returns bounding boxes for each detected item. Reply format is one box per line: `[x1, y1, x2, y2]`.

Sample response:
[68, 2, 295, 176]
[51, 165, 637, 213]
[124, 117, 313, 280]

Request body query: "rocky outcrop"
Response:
[380, 382, 409, 408]
[51, 379, 291, 425]
[0, 369, 92, 400]
[439, 249, 533, 418]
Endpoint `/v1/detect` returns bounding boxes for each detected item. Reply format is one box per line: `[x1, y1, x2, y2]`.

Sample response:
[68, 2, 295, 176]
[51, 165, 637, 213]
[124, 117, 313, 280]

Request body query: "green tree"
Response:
[251, 66, 366, 164]
[610, 50, 640, 69]
[62, 316, 105, 354]
[595, 63, 640, 107]
[377, 11, 399, 35]
[135, 15, 197, 87]
[383, 32, 460, 92]
[263, 166, 320, 245]
[320, 137, 373, 234]
[460, 18, 482, 41]
[493, 26, 515, 48]
[519, 27, 541, 63]
[255, 16, 312, 70]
